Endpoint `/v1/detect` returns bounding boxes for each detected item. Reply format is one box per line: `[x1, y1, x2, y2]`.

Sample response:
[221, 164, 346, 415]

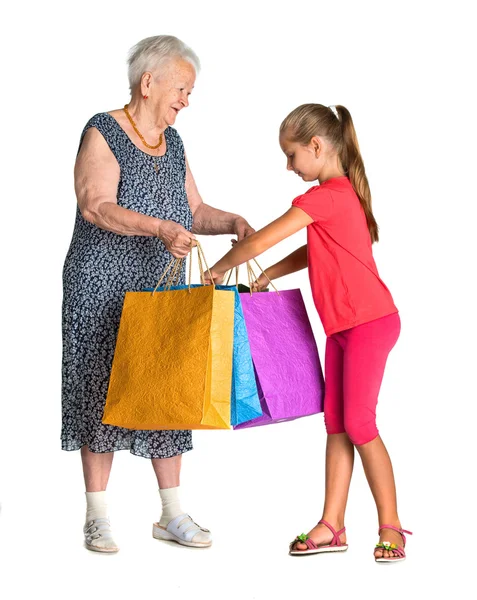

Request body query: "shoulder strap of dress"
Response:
[167, 126, 186, 178]
[77, 113, 122, 163]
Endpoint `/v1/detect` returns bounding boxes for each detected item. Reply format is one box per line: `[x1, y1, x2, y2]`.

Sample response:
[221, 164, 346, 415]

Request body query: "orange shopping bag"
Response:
[103, 245, 234, 430]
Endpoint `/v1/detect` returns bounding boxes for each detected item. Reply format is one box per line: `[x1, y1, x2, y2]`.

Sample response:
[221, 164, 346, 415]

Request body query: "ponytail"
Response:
[335, 106, 379, 242]
[281, 103, 379, 243]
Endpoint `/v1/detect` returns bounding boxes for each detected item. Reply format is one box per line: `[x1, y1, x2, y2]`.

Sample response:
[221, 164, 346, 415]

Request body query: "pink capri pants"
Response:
[324, 312, 401, 446]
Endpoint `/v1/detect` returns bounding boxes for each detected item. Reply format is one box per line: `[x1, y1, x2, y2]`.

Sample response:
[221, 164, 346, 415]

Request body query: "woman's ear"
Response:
[141, 72, 153, 96]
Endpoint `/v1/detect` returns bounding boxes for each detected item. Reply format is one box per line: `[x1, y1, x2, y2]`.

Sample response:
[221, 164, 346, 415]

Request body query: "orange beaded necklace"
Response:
[123, 104, 163, 150]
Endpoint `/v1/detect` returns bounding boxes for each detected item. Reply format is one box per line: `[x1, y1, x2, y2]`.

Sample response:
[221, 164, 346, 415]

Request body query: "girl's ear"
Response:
[310, 136, 322, 158]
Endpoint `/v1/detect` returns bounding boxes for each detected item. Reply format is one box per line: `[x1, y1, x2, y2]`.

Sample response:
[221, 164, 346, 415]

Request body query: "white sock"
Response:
[84, 491, 118, 551]
[159, 486, 184, 527]
[85, 491, 108, 523]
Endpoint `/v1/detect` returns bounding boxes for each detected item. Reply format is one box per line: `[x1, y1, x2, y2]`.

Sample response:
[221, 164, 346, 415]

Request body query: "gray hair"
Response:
[127, 35, 201, 91]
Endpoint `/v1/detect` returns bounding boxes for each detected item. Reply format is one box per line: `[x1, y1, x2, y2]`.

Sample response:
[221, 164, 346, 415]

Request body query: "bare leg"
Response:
[355, 435, 402, 559]
[81, 446, 114, 492]
[151, 454, 212, 547]
[293, 433, 354, 550]
[81, 446, 119, 552]
[151, 455, 182, 489]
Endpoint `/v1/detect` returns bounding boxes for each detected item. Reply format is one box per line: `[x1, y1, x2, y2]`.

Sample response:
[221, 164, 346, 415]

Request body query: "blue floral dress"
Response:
[61, 113, 193, 458]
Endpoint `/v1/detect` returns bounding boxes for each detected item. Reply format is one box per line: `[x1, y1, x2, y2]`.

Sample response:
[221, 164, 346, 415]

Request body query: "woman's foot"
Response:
[374, 523, 404, 559]
[83, 517, 119, 553]
[291, 520, 346, 552]
[153, 514, 212, 548]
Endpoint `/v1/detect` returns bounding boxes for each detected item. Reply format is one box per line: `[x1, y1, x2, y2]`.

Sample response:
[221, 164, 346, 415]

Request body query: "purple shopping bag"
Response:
[233, 289, 324, 429]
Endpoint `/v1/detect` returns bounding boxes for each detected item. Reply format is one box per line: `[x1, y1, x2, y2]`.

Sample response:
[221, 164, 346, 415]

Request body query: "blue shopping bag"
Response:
[144, 284, 262, 426]
[220, 285, 262, 426]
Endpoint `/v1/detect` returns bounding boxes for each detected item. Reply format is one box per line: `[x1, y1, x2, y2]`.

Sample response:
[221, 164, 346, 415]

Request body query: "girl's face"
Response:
[280, 134, 320, 182]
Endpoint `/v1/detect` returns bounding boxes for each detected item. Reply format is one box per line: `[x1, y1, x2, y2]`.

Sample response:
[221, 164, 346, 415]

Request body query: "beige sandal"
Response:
[83, 518, 119, 553]
[153, 514, 212, 548]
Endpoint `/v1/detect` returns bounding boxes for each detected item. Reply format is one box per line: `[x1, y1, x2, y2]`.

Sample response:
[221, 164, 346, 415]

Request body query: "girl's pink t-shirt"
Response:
[292, 176, 398, 336]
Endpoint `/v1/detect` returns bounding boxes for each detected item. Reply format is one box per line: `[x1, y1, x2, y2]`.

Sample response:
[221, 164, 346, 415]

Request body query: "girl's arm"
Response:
[253, 244, 308, 290]
[208, 207, 313, 282]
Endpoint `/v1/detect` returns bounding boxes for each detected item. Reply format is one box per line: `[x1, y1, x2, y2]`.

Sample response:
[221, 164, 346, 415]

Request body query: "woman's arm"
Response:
[75, 128, 195, 257]
[253, 244, 308, 290]
[208, 207, 313, 281]
[185, 156, 255, 240]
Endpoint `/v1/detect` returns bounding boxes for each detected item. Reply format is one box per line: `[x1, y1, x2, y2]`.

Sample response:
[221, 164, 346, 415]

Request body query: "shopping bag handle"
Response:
[224, 261, 278, 296]
[152, 241, 214, 295]
[152, 256, 183, 293]
[246, 259, 279, 295]
[224, 266, 239, 287]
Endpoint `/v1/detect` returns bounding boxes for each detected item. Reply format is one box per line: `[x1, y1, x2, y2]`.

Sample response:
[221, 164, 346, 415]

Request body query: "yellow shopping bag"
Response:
[103, 247, 234, 430]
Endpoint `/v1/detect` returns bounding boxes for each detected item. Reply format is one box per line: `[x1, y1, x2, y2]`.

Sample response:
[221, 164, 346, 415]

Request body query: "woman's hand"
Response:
[157, 220, 197, 258]
[232, 217, 255, 241]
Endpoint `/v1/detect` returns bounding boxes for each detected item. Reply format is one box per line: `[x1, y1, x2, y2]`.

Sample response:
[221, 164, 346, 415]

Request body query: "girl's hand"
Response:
[203, 268, 225, 286]
[251, 273, 270, 292]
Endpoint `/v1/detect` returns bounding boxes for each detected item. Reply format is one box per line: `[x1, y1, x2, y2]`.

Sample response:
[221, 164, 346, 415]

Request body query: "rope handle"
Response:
[225, 266, 239, 287]
[251, 257, 277, 293]
[152, 240, 215, 295]
[224, 261, 278, 295]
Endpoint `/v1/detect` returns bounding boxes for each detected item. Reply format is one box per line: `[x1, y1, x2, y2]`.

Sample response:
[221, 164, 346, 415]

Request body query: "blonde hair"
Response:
[280, 104, 379, 243]
[127, 35, 201, 92]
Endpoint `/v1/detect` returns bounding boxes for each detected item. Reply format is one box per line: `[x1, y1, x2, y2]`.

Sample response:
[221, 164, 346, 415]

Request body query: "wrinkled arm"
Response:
[75, 129, 196, 257]
[75, 128, 161, 236]
[185, 156, 254, 239]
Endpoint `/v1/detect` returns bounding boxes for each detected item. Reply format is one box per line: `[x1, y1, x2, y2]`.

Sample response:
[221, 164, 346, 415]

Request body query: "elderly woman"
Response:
[62, 35, 254, 553]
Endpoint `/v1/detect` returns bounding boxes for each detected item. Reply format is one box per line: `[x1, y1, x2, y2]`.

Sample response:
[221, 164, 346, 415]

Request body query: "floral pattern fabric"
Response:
[61, 113, 193, 458]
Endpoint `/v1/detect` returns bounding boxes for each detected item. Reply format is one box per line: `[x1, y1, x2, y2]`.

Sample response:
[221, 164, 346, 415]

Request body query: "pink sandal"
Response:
[289, 519, 348, 556]
[374, 524, 412, 563]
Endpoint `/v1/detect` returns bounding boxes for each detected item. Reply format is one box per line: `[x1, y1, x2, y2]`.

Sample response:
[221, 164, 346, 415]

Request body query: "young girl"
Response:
[206, 104, 412, 563]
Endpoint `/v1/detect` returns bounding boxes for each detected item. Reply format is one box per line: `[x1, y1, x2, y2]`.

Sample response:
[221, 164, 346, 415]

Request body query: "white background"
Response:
[1, 0, 475, 597]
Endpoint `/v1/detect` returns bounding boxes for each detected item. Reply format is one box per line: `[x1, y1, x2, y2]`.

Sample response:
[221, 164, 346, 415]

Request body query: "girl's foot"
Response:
[374, 523, 404, 559]
[291, 520, 346, 552]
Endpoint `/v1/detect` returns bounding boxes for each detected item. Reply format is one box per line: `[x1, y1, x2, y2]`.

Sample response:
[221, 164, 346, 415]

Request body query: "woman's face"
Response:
[153, 58, 196, 126]
[279, 133, 320, 182]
